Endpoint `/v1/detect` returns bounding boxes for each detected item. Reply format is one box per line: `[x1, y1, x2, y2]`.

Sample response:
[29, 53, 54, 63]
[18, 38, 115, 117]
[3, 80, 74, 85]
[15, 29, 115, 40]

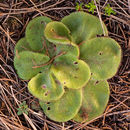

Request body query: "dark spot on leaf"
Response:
[95, 81, 99, 85]
[41, 21, 46, 26]
[91, 73, 93, 75]
[74, 76, 78, 78]
[53, 44, 56, 48]
[80, 107, 88, 120]
[45, 91, 49, 96]
[54, 45, 57, 51]
[47, 107, 50, 110]
[46, 102, 50, 104]
[98, 51, 103, 55]
[42, 84, 46, 89]
[64, 82, 66, 84]
[55, 80, 61, 85]
[74, 61, 78, 64]
[51, 29, 55, 32]
[39, 71, 42, 73]
[41, 21, 44, 24]
[96, 34, 104, 37]
[64, 86, 68, 91]
[53, 62, 57, 66]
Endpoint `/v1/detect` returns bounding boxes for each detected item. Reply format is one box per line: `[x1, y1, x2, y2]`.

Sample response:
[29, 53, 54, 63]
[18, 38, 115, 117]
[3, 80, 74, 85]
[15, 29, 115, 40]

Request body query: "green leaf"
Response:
[40, 88, 82, 122]
[14, 51, 50, 80]
[22, 101, 26, 106]
[104, 4, 116, 16]
[24, 111, 28, 115]
[26, 16, 52, 51]
[80, 37, 121, 80]
[85, 1, 96, 14]
[54, 42, 79, 60]
[14, 38, 32, 54]
[44, 21, 71, 44]
[62, 11, 108, 44]
[17, 110, 23, 116]
[28, 71, 64, 102]
[73, 79, 110, 122]
[75, 2, 83, 11]
[17, 101, 29, 116]
[51, 60, 91, 89]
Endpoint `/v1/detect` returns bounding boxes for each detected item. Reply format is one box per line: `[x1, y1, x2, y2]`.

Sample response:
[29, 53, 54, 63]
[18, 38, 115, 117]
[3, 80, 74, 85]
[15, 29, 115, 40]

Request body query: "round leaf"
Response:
[28, 71, 64, 102]
[14, 51, 50, 80]
[80, 37, 121, 80]
[51, 60, 91, 89]
[73, 79, 110, 122]
[53, 43, 80, 64]
[44, 21, 71, 44]
[26, 16, 52, 51]
[14, 37, 32, 54]
[40, 88, 82, 122]
[62, 11, 108, 44]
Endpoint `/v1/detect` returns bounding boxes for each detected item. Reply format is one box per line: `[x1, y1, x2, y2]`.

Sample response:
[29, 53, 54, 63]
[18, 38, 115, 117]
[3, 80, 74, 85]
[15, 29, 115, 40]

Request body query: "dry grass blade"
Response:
[93, 0, 106, 36]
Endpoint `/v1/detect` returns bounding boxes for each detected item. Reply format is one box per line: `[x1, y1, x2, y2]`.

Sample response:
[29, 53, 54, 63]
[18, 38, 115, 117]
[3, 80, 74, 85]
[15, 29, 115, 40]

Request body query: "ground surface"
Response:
[0, 0, 130, 130]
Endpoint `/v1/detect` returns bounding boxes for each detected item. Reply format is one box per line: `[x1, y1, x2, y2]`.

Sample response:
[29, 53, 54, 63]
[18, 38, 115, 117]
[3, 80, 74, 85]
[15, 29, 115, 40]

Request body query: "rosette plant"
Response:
[14, 12, 121, 122]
